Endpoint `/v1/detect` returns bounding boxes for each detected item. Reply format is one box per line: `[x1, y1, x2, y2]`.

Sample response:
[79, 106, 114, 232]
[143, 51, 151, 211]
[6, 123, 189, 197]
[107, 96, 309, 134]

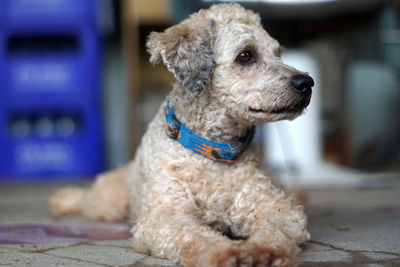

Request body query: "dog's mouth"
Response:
[249, 99, 309, 115]
[249, 105, 303, 115]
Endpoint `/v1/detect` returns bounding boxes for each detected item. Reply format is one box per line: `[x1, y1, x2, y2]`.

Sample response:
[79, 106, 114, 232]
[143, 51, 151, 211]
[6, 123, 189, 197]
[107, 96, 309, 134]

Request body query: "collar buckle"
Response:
[166, 113, 180, 140]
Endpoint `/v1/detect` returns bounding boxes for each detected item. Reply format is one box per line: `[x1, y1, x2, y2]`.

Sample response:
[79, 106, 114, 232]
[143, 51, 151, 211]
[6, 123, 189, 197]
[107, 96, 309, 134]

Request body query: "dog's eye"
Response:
[236, 50, 255, 65]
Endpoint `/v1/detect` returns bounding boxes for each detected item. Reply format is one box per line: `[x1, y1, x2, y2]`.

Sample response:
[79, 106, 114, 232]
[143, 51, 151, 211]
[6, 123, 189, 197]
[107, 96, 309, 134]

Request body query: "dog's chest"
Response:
[166, 159, 257, 217]
[185, 168, 237, 221]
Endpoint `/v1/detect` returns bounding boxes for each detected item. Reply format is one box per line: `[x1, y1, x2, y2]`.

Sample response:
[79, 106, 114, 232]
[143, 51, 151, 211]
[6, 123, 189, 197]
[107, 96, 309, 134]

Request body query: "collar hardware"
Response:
[166, 114, 180, 140]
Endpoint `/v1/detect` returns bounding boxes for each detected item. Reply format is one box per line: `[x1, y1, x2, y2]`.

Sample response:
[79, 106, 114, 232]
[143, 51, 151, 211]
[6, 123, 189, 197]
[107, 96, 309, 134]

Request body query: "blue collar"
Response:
[165, 102, 255, 163]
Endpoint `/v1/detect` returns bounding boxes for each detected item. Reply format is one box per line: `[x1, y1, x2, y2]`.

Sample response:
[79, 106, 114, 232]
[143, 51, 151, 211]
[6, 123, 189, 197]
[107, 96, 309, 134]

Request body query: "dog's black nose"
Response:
[290, 74, 314, 96]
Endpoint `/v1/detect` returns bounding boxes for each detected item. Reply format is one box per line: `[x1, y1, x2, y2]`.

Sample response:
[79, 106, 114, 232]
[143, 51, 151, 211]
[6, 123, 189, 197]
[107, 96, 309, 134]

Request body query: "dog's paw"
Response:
[49, 187, 84, 216]
[200, 241, 253, 267]
[247, 242, 297, 267]
[198, 241, 296, 267]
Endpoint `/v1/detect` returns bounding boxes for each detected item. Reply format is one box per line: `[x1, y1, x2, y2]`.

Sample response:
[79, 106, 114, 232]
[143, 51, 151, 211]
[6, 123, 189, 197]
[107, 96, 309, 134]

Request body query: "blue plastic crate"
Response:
[0, 0, 96, 29]
[0, 0, 105, 181]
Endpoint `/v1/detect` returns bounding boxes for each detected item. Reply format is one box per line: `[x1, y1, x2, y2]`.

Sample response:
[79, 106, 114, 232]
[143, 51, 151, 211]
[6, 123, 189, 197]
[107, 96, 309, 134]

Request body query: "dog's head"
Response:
[147, 3, 313, 123]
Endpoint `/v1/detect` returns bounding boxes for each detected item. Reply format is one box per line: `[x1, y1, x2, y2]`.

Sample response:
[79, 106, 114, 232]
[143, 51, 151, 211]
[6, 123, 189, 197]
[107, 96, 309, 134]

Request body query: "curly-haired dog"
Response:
[50, 4, 313, 267]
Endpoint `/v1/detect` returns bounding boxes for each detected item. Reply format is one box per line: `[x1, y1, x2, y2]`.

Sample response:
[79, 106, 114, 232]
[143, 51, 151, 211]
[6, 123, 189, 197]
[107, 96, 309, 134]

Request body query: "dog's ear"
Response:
[147, 20, 215, 96]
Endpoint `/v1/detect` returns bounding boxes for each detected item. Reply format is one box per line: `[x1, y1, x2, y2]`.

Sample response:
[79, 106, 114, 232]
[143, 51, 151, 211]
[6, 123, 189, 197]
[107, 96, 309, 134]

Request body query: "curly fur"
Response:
[50, 4, 312, 267]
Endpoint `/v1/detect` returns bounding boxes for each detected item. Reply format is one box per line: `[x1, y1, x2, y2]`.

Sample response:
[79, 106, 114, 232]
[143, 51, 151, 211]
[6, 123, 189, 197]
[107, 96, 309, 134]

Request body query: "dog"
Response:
[50, 4, 313, 267]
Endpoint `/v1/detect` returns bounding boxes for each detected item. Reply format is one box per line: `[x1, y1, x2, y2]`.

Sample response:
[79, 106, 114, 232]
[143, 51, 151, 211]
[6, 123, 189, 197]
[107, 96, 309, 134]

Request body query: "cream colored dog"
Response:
[50, 4, 314, 267]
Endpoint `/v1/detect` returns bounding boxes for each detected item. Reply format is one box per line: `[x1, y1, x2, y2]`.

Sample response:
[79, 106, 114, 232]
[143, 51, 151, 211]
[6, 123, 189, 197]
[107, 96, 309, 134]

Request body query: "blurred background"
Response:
[0, 0, 399, 186]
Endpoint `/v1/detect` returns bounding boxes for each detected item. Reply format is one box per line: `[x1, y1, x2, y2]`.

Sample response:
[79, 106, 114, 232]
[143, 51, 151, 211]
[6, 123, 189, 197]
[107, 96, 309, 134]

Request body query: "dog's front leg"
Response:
[133, 207, 252, 267]
[229, 180, 309, 267]
[131, 180, 259, 267]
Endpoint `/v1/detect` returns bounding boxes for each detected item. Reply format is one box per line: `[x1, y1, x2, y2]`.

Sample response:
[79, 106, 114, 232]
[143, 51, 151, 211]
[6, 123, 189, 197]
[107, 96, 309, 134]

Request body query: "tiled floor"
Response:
[0, 183, 399, 266]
